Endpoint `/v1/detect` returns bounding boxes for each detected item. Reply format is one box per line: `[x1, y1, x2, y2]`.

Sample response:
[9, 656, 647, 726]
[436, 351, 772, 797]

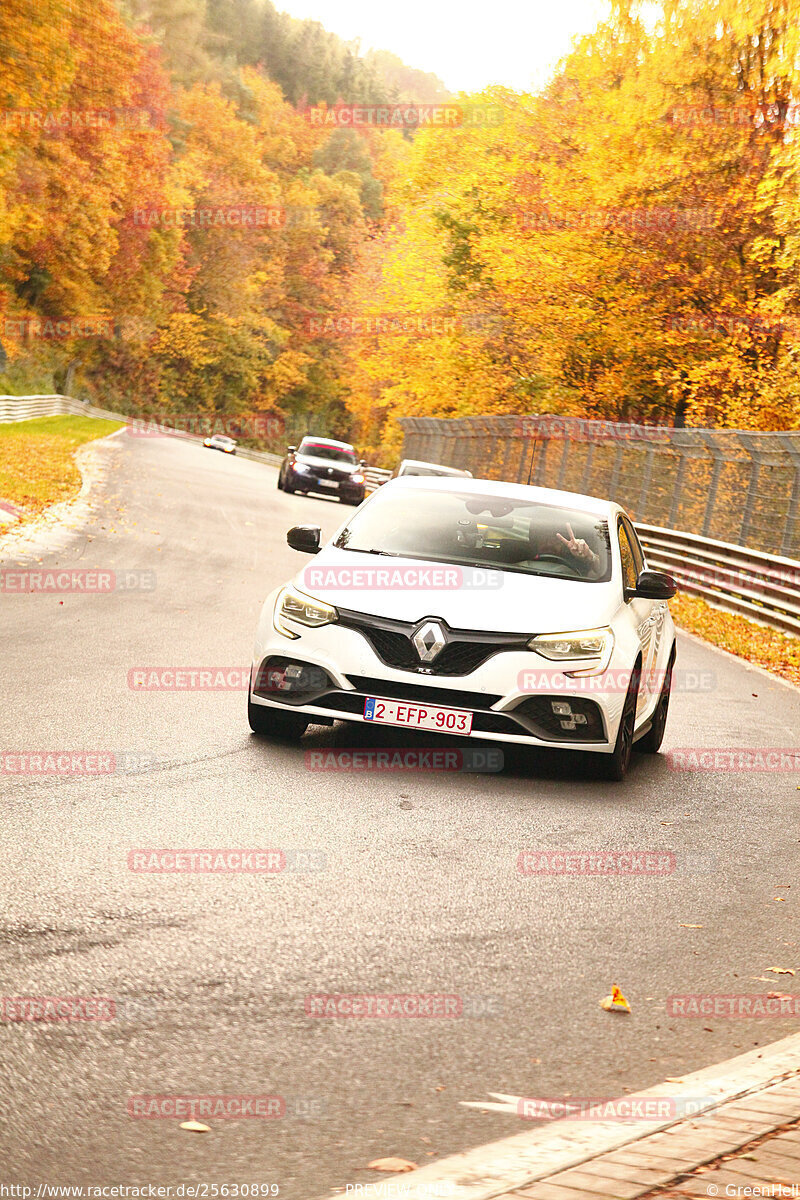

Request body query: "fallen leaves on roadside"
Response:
[600, 984, 631, 1013]
[367, 1158, 418, 1173]
[679, 923, 703, 928]
[767, 992, 793, 1001]
[670, 593, 800, 688]
[768, 967, 796, 975]
[179, 1121, 210, 1133]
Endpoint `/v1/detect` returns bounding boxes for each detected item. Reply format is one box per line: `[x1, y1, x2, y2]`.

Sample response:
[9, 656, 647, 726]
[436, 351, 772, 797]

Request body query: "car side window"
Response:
[617, 521, 639, 594]
[620, 515, 645, 575]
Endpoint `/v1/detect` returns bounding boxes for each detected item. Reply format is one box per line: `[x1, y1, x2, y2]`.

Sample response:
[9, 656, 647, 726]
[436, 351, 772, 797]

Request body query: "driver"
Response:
[527, 520, 601, 578]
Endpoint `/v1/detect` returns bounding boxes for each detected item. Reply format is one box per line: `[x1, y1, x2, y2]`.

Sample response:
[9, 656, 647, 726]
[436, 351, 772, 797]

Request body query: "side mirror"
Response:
[287, 524, 321, 554]
[628, 568, 677, 601]
[359, 459, 367, 467]
[287, 445, 297, 453]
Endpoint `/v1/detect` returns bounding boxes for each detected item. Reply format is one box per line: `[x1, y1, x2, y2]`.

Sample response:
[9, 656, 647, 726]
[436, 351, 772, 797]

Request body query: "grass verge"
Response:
[0, 415, 123, 521]
[671, 591, 800, 688]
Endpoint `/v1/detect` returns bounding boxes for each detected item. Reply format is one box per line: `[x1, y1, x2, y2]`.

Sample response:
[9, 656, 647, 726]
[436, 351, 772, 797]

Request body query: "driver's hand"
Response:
[556, 522, 598, 565]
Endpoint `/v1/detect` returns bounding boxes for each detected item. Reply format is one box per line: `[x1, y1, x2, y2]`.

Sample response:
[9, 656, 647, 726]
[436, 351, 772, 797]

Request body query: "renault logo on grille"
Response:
[412, 619, 446, 663]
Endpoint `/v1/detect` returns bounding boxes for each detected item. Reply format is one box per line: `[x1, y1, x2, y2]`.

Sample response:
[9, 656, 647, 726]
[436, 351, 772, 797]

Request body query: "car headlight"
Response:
[292, 463, 309, 473]
[274, 586, 338, 638]
[528, 628, 614, 675]
[349, 473, 365, 484]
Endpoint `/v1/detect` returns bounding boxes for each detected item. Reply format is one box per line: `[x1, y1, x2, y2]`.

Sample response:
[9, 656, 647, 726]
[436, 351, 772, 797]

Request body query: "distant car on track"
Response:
[248, 477, 678, 781]
[278, 437, 366, 505]
[392, 459, 473, 479]
[204, 434, 237, 454]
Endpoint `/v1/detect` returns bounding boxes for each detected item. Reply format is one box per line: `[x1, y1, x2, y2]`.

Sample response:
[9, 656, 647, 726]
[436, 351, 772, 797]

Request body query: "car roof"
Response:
[400, 459, 468, 471]
[299, 436, 355, 449]
[380, 475, 622, 518]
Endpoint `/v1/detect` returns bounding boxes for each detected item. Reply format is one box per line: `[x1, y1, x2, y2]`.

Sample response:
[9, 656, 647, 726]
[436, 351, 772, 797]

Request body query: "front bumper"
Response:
[290, 470, 364, 501]
[250, 615, 642, 753]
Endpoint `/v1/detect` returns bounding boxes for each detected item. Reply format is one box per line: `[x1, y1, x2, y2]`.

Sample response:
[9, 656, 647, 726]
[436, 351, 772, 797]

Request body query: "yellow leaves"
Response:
[670, 593, 800, 689]
[600, 984, 631, 1013]
[0, 415, 123, 520]
[367, 1158, 418, 1173]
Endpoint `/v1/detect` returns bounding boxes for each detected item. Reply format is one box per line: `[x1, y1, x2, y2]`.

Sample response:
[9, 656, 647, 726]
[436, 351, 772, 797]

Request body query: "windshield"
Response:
[334, 489, 612, 581]
[401, 464, 458, 477]
[298, 439, 357, 464]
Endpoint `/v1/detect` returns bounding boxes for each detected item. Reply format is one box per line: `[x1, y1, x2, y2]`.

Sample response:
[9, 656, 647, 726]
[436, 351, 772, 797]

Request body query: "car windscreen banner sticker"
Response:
[363, 698, 376, 720]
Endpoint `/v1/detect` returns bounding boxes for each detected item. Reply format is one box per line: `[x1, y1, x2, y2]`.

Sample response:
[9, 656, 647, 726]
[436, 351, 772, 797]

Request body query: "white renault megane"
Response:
[248, 478, 677, 780]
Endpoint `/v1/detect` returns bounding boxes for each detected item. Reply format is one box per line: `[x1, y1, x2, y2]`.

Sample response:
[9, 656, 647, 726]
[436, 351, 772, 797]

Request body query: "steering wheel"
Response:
[531, 553, 582, 576]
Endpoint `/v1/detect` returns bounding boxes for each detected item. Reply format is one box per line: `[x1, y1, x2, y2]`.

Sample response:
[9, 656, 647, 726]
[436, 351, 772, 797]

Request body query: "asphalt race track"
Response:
[2, 431, 800, 1195]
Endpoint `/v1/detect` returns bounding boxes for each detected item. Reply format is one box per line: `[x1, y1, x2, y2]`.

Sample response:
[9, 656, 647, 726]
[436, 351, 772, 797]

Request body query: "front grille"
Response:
[337, 607, 530, 676]
[344, 675, 501, 710]
[303, 466, 351, 482]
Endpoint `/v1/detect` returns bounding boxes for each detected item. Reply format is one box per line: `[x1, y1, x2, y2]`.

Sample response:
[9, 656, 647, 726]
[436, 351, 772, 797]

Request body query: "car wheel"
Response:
[276, 473, 283, 490]
[248, 695, 309, 739]
[637, 644, 675, 754]
[596, 662, 640, 782]
[283, 476, 295, 494]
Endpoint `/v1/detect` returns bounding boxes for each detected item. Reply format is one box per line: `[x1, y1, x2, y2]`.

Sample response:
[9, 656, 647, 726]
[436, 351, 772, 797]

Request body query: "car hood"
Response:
[294, 546, 620, 634]
[296, 455, 357, 472]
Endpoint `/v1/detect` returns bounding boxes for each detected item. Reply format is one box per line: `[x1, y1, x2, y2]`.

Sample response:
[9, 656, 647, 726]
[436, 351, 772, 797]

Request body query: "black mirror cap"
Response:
[287, 524, 321, 554]
[632, 568, 677, 600]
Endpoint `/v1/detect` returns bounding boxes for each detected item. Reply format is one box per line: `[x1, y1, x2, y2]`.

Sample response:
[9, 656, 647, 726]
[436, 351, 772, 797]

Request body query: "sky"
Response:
[276, 0, 613, 94]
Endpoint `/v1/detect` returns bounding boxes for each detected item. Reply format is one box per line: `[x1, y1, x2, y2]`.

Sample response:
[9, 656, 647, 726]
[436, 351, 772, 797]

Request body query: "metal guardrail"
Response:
[3, 395, 798, 635]
[364, 466, 392, 493]
[637, 524, 800, 635]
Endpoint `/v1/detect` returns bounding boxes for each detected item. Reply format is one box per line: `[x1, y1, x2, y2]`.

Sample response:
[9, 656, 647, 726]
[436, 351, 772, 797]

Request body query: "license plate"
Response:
[317, 479, 338, 488]
[363, 696, 473, 735]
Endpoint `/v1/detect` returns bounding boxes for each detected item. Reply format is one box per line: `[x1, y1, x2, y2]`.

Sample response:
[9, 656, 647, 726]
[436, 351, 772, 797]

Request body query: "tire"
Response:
[596, 662, 640, 782]
[248, 695, 309, 739]
[276, 473, 283, 490]
[283, 475, 295, 494]
[637, 644, 675, 754]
